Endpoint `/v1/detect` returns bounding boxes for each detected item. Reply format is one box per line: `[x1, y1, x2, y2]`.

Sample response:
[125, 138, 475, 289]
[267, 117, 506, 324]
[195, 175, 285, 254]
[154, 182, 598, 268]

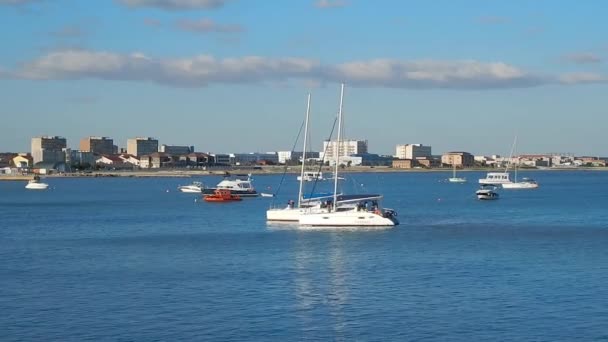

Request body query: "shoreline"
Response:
[1, 166, 606, 181]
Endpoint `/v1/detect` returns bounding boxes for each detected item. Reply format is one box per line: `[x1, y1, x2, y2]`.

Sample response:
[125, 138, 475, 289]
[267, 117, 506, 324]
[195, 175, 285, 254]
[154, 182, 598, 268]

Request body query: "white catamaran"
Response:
[266, 93, 332, 222]
[298, 84, 398, 227]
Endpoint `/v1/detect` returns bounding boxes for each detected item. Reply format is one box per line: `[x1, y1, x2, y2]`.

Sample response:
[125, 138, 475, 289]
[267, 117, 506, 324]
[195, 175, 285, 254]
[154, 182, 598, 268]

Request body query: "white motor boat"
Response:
[298, 84, 398, 227]
[297, 171, 325, 182]
[202, 173, 258, 197]
[25, 176, 49, 190]
[178, 181, 204, 193]
[478, 172, 512, 185]
[476, 185, 499, 200]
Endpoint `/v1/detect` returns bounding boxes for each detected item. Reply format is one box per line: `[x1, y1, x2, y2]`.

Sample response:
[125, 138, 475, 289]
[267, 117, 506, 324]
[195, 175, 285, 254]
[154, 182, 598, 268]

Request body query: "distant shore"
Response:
[1, 165, 606, 181]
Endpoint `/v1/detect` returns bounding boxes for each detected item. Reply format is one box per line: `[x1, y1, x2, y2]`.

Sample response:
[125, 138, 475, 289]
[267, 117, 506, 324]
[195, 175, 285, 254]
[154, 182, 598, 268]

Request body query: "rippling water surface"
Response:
[1, 171, 608, 341]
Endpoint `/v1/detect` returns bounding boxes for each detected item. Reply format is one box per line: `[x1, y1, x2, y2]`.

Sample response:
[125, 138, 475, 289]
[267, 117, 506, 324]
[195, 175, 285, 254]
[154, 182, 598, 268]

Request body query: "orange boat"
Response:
[203, 189, 242, 202]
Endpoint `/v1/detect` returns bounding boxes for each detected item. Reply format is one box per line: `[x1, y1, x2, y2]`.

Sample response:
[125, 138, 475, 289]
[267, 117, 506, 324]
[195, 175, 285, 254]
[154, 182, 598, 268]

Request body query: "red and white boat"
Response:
[203, 189, 242, 202]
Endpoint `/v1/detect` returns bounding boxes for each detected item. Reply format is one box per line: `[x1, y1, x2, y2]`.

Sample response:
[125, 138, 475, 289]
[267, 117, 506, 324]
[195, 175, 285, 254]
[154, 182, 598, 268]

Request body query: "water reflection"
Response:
[291, 231, 352, 340]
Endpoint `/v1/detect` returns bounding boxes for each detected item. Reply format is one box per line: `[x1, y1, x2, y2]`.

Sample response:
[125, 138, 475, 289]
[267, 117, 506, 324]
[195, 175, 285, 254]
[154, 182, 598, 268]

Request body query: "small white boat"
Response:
[25, 176, 49, 190]
[501, 137, 540, 189]
[476, 185, 499, 200]
[178, 181, 204, 193]
[448, 164, 467, 183]
[502, 177, 539, 189]
[261, 192, 275, 198]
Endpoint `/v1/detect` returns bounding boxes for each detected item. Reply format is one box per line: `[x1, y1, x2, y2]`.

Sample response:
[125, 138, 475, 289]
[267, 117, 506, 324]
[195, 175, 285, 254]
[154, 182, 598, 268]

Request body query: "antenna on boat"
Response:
[298, 93, 311, 208]
[333, 83, 345, 209]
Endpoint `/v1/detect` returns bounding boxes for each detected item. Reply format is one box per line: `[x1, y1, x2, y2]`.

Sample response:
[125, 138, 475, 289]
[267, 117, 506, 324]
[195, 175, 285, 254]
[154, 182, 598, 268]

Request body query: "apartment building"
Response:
[159, 144, 194, 155]
[323, 139, 368, 158]
[395, 144, 432, 160]
[80, 136, 114, 155]
[127, 137, 159, 157]
[31, 136, 67, 164]
[441, 152, 475, 167]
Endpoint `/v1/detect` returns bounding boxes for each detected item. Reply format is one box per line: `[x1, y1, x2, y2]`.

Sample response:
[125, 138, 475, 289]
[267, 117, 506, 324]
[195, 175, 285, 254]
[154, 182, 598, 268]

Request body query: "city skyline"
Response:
[1, 0, 607, 155]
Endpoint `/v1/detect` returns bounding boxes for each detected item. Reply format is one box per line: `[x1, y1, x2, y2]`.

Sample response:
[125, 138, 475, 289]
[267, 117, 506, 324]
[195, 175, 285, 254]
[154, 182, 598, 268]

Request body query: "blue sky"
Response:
[1, 0, 607, 156]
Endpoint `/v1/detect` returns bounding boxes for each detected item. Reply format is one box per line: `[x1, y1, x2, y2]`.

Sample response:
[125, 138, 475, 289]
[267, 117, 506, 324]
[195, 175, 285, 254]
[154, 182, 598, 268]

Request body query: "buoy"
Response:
[166, 189, 170, 193]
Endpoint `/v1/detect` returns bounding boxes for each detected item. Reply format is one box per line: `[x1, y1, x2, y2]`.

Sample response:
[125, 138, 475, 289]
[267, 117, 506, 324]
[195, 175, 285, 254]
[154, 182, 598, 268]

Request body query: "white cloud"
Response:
[7, 49, 606, 89]
[0, 0, 42, 4]
[14, 50, 319, 87]
[558, 72, 608, 84]
[476, 16, 510, 25]
[116, 0, 229, 10]
[326, 59, 544, 89]
[175, 18, 243, 33]
[562, 53, 603, 64]
[314, 0, 348, 9]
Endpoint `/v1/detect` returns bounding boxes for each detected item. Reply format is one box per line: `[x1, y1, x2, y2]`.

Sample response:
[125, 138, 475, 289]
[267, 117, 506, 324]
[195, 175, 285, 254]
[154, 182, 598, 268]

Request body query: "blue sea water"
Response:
[1, 171, 608, 341]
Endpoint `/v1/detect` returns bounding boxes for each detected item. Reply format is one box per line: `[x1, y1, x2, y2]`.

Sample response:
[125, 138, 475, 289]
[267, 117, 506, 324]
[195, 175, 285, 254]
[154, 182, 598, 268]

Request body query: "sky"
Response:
[1, 0, 607, 156]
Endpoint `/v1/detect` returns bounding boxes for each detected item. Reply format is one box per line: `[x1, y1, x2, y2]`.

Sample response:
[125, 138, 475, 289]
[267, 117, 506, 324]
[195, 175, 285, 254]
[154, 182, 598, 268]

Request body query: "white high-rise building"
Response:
[395, 144, 432, 160]
[323, 139, 368, 158]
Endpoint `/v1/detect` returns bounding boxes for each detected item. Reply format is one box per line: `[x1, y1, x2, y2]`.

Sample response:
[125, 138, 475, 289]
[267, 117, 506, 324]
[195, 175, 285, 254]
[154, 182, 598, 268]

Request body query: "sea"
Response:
[1, 170, 608, 341]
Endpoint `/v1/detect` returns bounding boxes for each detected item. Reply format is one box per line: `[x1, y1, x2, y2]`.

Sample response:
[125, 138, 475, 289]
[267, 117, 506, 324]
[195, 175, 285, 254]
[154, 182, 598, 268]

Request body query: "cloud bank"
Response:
[314, 0, 348, 9]
[562, 52, 603, 64]
[116, 0, 229, 10]
[5, 49, 606, 89]
[175, 18, 243, 33]
[0, 0, 42, 5]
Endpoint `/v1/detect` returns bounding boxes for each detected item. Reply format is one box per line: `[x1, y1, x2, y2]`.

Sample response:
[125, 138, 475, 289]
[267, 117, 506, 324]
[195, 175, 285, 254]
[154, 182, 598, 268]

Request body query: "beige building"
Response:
[395, 144, 432, 160]
[80, 136, 114, 155]
[31, 136, 67, 164]
[441, 152, 474, 167]
[127, 137, 159, 157]
[392, 159, 414, 169]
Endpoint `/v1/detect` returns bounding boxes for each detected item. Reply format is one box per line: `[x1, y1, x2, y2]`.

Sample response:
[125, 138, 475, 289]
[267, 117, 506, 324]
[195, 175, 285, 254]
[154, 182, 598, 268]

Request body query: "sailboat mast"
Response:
[333, 83, 344, 208]
[505, 135, 518, 173]
[298, 93, 311, 208]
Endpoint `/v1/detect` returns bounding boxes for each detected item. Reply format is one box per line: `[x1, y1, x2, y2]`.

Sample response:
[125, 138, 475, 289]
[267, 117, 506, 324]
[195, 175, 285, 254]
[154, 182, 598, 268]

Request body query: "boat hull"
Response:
[502, 182, 539, 189]
[267, 207, 304, 221]
[25, 183, 49, 190]
[299, 210, 398, 227]
[204, 197, 241, 202]
[479, 179, 512, 185]
[448, 177, 467, 183]
[178, 187, 202, 193]
[202, 188, 258, 197]
[476, 190, 499, 200]
[267, 206, 330, 221]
